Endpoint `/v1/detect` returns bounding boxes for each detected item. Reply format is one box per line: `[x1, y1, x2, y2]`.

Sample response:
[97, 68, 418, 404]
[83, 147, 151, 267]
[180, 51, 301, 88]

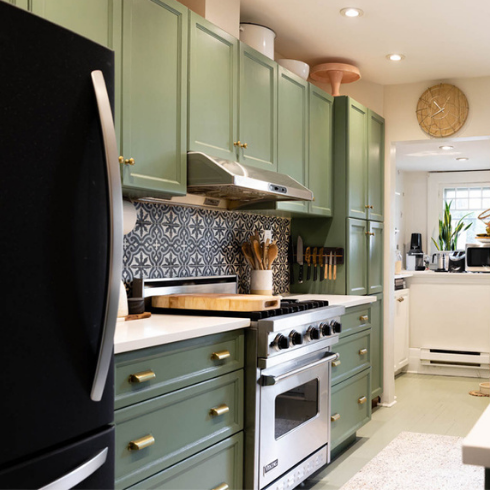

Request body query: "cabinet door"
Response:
[394, 291, 410, 371]
[367, 110, 385, 222]
[5, 0, 29, 9]
[31, 0, 120, 48]
[368, 221, 384, 294]
[346, 218, 368, 296]
[188, 12, 238, 161]
[346, 99, 368, 219]
[277, 67, 309, 214]
[308, 85, 334, 216]
[121, 0, 187, 198]
[370, 293, 383, 400]
[238, 43, 277, 171]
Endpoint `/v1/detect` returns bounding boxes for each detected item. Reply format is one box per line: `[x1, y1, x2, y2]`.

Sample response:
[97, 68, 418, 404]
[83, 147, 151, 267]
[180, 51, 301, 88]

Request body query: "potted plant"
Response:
[432, 201, 472, 251]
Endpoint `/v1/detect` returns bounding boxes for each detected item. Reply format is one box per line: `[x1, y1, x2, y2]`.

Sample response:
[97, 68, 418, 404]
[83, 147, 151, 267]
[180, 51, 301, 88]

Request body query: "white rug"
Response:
[339, 432, 484, 490]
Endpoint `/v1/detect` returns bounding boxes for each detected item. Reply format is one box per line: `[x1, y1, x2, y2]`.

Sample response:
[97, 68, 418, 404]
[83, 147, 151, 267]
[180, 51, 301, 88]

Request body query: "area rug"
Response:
[339, 432, 483, 490]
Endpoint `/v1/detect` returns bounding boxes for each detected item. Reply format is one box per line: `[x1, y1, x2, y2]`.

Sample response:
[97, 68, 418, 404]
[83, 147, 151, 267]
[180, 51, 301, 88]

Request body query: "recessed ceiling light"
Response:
[386, 54, 405, 61]
[340, 8, 363, 17]
[456, 157, 469, 161]
[439, 145, 454, 150]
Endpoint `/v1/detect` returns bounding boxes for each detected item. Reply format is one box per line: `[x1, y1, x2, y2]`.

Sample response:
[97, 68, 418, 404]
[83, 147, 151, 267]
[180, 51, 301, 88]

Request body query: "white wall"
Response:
[403, 171, 429, 256]
[395, 169, 405, 253]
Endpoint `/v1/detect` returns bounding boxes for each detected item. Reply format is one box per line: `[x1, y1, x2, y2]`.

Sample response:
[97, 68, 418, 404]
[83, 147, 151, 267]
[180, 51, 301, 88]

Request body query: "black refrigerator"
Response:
[0, 3, 122, 489]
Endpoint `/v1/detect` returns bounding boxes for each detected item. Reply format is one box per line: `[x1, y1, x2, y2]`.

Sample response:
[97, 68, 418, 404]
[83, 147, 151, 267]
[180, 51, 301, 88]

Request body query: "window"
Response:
[443, 186, 490, 247]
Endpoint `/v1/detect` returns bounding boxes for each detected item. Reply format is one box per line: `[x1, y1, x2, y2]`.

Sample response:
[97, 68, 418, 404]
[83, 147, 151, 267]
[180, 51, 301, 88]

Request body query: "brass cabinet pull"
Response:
[370, 205, 374, 209]
[331, 413, 340, 422]
[365, 232, 375, 236]
[233, 141, 240, 147]
[128, 434, 155, 451]
[365, 204, 370, 209]
[358, 396, 367, 405]
[210, 404, 230, 417]
[359, 348, 368, 356]
[211, 484, 229, 490]
[211, 350, 231, 361]
[118, 156, 124, 164]
[359, 315, 369, 322]
[125, 158, 135, 165]
[332, 360, 341, 367]
[128, 370, 156, 384]
[397, 296, 405, 303]
[240, 142, 248, 148]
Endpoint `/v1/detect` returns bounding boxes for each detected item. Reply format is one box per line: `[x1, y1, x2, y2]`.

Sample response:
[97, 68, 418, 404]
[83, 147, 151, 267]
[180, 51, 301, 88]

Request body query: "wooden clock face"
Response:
[416, 83, 469, 137]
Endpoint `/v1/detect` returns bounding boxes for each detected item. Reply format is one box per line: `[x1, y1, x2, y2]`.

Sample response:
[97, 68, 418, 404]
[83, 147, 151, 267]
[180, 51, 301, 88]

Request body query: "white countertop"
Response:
[395, 272, 413, 279]
[114, 315, 250, 354]
[404, 270, 490, 284]
[284, 294, 377, 308]
[463, 403, 490, 467]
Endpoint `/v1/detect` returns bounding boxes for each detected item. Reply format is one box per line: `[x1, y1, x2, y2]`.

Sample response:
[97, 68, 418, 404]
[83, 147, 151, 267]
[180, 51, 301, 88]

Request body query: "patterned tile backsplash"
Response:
[122, 202, 291, 295]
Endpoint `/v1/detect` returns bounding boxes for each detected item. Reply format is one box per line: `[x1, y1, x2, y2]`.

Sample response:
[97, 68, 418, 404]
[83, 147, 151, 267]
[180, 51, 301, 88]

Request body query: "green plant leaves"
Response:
[432, 201, 473, 251]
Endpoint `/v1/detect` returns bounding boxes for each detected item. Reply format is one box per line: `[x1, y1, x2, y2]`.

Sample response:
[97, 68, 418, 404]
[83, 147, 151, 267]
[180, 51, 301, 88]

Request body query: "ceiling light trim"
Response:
[340, 7, 364, 18]
[386, 54, 406, 61]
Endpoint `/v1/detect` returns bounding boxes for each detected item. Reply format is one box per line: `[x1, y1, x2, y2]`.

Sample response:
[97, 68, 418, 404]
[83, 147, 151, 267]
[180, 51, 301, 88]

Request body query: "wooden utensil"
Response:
[242, 242, 256, 268]
[324, 251, 329, 280]
[263, 238, 270, 270]
[253, 239, 264, 270]
[319, 247, 324, 282]
[333, 251, 337, 281]
[268, 242, 278, 270]
[329, 251, 333, 280]
[305, 247, 312, 280]
[125, 312, 151, 321]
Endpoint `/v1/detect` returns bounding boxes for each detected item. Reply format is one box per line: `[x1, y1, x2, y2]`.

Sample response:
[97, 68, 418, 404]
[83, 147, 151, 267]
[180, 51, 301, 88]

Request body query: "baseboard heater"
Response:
[420, 348, 490, 369]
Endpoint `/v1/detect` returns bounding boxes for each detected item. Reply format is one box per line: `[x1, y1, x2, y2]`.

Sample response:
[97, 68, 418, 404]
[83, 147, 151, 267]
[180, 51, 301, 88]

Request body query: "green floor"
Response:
[306, 373, 490, 490]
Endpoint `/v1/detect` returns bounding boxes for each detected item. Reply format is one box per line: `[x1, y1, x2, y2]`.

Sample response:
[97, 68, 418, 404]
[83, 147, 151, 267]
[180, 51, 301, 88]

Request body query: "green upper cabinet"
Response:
[188, 12, 238, 161]
[308, 84, 334, 216]
[120, 0, 187, 198]
[368, 220, 384, 294]
[367, 110, 385, 222]
[6, 0, 29, 10]
[31, 0, 121, 48]
[238, 43, 277, 171]
[276, 67, 309, 214]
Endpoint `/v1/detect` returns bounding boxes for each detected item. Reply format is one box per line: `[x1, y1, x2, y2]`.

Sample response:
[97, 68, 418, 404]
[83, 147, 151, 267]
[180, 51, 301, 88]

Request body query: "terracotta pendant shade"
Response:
[310, 62, 361, 96]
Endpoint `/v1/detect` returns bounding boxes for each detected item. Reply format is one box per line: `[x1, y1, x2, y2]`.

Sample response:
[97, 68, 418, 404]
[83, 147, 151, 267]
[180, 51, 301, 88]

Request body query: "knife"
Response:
[333, 250, 337, 281]
[329, 251, 333, 280]
[319, 247, 324, 282]
[288, 237, 295, 285]
[305, 247, 312, 281]
[297, 236, 304, 284]
[312, 247, 318, 281]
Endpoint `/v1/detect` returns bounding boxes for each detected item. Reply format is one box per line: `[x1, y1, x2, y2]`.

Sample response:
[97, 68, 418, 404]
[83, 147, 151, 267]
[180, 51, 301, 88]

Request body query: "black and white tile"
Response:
[122, 202, 291, 294]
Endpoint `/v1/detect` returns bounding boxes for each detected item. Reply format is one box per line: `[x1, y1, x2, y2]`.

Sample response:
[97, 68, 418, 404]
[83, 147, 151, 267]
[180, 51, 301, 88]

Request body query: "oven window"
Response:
[275, 379, 319, 439]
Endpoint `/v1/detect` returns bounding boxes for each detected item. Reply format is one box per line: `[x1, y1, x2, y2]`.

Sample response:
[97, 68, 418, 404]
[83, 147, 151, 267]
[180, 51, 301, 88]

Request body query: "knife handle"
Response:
[313, 266, 318, 282]
[298, 264, 303, 284]
[306, 264, 311, 281]
[320, 265, 324, 281]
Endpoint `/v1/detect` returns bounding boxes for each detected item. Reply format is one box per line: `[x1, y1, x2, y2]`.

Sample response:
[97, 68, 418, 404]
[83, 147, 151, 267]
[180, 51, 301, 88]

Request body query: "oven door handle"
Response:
[261, 352, 339, 386]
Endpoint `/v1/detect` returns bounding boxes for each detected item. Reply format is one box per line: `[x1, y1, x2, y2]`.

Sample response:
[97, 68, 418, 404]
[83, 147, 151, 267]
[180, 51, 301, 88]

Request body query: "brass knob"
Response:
[360, 315, 369, 322]
[212, 484, 230, 490]
[128, 370, 156, 384]
[359, 348, 368, 356]
[358, 396, 367, 405]
[211, 350, 231, 361]
[128, 434, 155, 451]
[365, 232, 375, 236]
[365, 204, 370, 209]
[331, 413, 340, 422]
[397, 297, 405, 302]
[240, 142, 248, 148]
[125, 158, 135, 165]
[234, 141, 241, 147]
[332, 360, 341, 367]
[118, 156, 124, 164]
[210, 404, 230, 417]
[370, 205, 374, 209]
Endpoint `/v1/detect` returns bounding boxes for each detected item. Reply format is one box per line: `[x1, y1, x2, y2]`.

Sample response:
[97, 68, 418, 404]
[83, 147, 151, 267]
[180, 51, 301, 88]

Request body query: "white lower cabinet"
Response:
[394, 289, 410, 372]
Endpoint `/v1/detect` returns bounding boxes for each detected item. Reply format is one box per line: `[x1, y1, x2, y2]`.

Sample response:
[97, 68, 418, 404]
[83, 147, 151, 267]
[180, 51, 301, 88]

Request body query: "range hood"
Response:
[187, 151, 313, 209]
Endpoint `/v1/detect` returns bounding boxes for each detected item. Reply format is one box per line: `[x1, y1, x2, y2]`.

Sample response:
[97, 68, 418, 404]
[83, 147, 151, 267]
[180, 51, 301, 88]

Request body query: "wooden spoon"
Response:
[241, 242, 256, 269]
[267, 242, 279, 270]
[263, 238, 270, 270]
[253, 240, 264, 270]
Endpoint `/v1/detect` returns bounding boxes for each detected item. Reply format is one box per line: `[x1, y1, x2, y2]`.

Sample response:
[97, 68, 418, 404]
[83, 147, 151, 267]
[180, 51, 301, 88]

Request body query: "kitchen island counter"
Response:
[114, 315, 250, 354]
[463, 403, 490, 469]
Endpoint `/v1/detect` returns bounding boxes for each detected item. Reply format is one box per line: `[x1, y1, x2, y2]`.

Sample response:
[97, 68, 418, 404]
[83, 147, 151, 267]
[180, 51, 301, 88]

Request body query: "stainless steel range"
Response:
[133, 275, 344, 490]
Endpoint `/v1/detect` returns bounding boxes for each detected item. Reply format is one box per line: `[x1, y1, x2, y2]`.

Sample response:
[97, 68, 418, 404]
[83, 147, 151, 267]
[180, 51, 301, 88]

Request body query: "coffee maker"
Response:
[406, 233, 425, 271]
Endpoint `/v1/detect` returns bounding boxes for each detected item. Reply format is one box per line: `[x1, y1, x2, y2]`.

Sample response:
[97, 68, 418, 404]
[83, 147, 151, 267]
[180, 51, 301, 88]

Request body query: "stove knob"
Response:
[320, 322, 333, 337]
[289, 330, 303, 346]
[330, 320, 342, 334]
[306, 326, 320, 341]
[272, 334, 289, 350]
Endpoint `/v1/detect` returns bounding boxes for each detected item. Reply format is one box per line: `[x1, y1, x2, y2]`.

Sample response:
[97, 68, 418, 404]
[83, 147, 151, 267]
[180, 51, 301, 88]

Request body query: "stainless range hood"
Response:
[187, 151, 313, 209]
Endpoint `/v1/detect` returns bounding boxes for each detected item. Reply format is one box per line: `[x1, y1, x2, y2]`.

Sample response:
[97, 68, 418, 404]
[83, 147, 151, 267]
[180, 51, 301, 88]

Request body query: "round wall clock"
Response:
[416, 83, 469, 137]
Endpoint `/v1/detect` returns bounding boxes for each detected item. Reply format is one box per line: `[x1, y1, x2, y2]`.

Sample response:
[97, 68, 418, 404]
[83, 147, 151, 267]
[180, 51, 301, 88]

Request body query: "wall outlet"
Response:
[263, 230, 272, 242]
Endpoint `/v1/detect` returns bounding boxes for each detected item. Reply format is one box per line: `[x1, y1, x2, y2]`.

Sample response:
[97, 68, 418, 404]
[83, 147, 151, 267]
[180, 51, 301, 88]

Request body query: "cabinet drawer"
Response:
[115, 330, 244, 409]
[115, 371, 244, 489]
[128, 433, 243, 490]
[340, 305, 371, 338]
[332, 330, 371, 386]
[330, 369, 371, 450]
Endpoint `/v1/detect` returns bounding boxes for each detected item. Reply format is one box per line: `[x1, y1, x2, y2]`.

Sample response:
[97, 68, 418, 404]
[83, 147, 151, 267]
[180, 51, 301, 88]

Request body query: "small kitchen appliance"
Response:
[406, 233, 425, 271]
[432, 251, 451, 272]
[448, 251, 466, 272]
[465, 243, 490, 272]
[134, 276, 344, 490]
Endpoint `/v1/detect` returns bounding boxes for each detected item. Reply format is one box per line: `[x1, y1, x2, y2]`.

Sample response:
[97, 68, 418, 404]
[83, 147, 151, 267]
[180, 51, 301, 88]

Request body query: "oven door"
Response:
[258, 349, 337, 489]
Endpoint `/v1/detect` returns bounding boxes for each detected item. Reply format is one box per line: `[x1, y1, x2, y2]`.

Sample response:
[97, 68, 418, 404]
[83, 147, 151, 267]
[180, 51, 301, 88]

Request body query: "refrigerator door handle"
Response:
[39, 448, 108, 490]
[90, 70, 123, 402]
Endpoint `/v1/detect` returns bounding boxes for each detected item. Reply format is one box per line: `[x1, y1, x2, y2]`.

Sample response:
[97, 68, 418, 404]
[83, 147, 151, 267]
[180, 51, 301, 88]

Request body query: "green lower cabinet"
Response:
[340, 304, 371, 338]
[115, 371, 244, 489]
[330, 368, 372, 451]
[128, 433, 243, 490]
[370, 293, 383, 400]
[120, 0, 187, 199]
[332, 330, 371, 386]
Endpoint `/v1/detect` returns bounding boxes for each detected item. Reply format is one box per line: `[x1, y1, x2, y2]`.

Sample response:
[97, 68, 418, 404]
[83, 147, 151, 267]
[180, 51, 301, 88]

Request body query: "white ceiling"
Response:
[240, 0, 490, 85]
[396, 137, 490, 172]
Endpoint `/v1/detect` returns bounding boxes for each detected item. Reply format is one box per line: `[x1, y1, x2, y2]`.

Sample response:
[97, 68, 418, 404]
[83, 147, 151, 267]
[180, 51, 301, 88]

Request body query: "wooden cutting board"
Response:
[152, 293, 281, 312]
